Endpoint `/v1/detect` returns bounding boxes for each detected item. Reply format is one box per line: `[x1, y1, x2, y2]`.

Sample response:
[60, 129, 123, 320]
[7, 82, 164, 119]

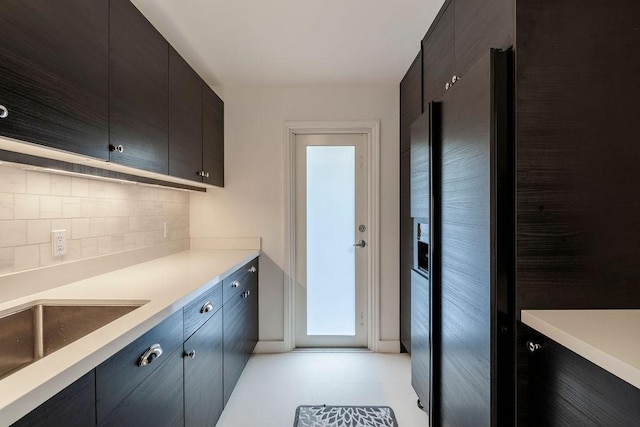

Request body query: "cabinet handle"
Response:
[451, 75, 459, 84]
[445, 82, 451, 90]
[231, 280, 240, 288]
[248, 266, 257, 273]
[110, 144, 124, 153]
[184, 350, 196, 359]
[204, 172, 210, 178]
[197, 171, 210, 178]
[527, 341, 542, 353]
[241, 291, 249, 299]
[200, 302, 214, 313]
[138, 343, 163, 366]
[0, 105, 8, 119]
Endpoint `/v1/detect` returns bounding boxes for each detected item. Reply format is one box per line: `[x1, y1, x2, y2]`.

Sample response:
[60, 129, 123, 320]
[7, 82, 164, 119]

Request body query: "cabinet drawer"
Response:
[223, 258, 258, 304]
[183, 282, 222, 339]
[96, 310, 183, 422]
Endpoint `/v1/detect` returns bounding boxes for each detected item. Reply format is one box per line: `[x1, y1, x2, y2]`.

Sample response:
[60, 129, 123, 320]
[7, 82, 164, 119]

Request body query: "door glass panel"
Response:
[306, 146, 355, 336]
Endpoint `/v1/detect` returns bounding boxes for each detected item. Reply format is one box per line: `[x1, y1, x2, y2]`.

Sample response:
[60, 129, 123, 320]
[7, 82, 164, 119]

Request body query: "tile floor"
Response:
[217, 351, 429, 426]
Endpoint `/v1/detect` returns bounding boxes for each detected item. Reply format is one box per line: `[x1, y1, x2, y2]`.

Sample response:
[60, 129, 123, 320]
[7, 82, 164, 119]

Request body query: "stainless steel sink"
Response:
[0, 301, 144, 380]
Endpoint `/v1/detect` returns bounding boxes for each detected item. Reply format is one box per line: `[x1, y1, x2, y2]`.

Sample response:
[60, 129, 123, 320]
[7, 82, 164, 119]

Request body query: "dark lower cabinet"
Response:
[410, 270, 431, 414]
[109, 0, 169, 174]
[0, 0, 109, 159]
[12, 371, 96, 427]
[99, 348, 184, 427]
[223, 288, 248, 405]
[524, 326, 640, 426]
[184, 309, 224, 427]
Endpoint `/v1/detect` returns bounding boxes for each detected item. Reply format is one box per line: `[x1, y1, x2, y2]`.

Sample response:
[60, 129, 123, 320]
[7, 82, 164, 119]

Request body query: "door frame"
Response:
[283, 121, 380, 352]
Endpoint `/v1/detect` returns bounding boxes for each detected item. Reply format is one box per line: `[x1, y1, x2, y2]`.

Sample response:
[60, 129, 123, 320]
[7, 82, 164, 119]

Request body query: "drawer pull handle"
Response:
[138, 344, 163, 367]
[241, 291, 248, 299]
[200, 302, 214, 313]
[110, 144, 124, 153]
[184, 350, 196, 359]
[0, 105, 8, 119]
[527, 341, 542, 353]
[231, 280, 240, 288]
[248, 266, 257, 273]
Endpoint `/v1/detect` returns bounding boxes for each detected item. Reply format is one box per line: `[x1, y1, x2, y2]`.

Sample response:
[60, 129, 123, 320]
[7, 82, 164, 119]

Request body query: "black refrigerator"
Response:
[411, 48, 515, 426]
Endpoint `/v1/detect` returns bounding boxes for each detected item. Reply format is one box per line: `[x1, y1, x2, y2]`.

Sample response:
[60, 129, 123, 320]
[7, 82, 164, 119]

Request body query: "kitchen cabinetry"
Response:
[399, 51, 422, 353]
[223, 259, 259, 405]
[202, 83, 225, 187]
[169, 48, 203, 182]
[410, 270, 432, 416]
[109, 0, 169, 174]
[421, 0, 512, 107]
[12, 372, 95, 427]
[410, 113, 429, 219]
[96, 310, 184, 422]
[523, 326, 640, 425]
[0, 0, 109, 159]
[99, 348, 184, 427]
[184, 309, 224, 427]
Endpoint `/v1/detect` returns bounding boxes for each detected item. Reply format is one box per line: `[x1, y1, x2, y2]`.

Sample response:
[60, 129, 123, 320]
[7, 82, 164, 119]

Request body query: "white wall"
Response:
[190, 85, 399, 345]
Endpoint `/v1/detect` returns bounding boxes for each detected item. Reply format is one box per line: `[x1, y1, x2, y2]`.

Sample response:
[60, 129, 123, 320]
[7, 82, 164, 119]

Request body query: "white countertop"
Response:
[0, 248, 259, 425]
[522, 309, 640, 390]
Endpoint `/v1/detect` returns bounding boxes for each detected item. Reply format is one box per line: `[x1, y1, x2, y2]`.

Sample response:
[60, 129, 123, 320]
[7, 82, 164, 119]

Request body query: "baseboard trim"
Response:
[254, 340, 289, 354]
[376, 340, 401, 353]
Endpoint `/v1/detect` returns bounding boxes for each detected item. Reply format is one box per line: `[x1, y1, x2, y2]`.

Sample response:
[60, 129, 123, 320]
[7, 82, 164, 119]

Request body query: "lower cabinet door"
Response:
[223, 290, 247, 405]
[184, 309, 224, 427]
[12, 371, 96, 427]
[99, 347, 184, 427]
[410, 269, 430, 410]
[245, 279, 259, 356]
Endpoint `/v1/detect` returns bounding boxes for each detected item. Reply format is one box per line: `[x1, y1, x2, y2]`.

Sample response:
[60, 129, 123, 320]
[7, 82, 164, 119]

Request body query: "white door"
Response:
[294, 133, 368, 348]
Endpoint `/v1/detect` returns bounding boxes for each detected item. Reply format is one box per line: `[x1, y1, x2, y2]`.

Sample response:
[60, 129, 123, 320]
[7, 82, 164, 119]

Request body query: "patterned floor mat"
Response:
[293, 405, 398, 427]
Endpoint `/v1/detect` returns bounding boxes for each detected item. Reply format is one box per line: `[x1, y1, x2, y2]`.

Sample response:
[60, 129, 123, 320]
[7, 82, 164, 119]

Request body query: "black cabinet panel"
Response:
[223, 290, 247, 405]
[12, 371, 95, 427]
[202, 83, 224, 186]
[109, 0, 168, 174]
[0, 0, 109, 159]
[438, 52, 492, 427]
[99, 348, 184, 427]
[184, 309, 224, 427]
[515, 0, 640, 311]
[400, 52, 422, 154]
[454, 0, 513, 77]
[399, 149, 412, 352]
[524, 326, 640, 426]
[96, 310, 183, 422]
[169, 47, 203, 181]
[422, 2, 454, 107]
[410, 113, 429, 219]
[410, 270, 430, 410]
[184, 282, 223, 339]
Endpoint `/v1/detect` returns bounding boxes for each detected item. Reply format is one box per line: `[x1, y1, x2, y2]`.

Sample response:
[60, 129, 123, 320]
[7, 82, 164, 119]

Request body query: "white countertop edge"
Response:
[521, 310, 640, 390]
[0, 248, 260, 425]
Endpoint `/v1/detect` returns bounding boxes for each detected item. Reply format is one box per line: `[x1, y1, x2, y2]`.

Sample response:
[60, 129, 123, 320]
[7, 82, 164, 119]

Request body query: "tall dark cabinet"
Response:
[403, 0, 640, 425]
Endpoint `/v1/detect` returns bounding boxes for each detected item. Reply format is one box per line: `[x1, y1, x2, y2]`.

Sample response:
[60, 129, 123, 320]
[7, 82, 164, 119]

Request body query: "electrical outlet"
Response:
[52, 229, 67, 257]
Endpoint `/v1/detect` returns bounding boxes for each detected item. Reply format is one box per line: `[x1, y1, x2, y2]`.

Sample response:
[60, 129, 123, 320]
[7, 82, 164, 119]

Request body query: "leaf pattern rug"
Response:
[294, 405, 398, 427]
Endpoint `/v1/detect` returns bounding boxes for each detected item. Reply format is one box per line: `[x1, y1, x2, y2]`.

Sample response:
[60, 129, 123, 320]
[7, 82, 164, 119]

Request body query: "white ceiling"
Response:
[130, 0, 445, 87]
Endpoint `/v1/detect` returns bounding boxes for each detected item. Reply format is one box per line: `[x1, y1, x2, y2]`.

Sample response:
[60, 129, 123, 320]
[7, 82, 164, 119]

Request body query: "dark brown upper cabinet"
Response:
[0, 0, 109, 159]
[202, 83, 225, 187]
[169, 48, 203, 182]
[422, 0, 513, 107]
[109, 0, 169, 174]
[422, 1, 454, 107]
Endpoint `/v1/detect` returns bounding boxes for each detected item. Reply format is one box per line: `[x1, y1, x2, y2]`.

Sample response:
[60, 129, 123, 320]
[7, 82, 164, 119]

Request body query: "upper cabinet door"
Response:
[109, 0, 169, 174]
[410, 112, 430, 219]
[454, 0, 513, 77]
[202, 83, 224, 187]
[400, 51, 423, 154]
[422, 1, 454, 107]
[169, 48, 203, 181]
[0, 0, 109, 159]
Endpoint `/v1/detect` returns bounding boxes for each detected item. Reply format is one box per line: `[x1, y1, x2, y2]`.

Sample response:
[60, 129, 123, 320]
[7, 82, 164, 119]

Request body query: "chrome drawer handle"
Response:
[527, 341, 542, 353]
[184, 350, 196, 359]
[138, 344, 163, 366]
[200, 302, 214, 313]
[231, 280, 240, 288]
[110, 144, 124, 153]
[248, 266, 257, 273]
[241, 290, 251, 299]
[0, 105, 8, 119]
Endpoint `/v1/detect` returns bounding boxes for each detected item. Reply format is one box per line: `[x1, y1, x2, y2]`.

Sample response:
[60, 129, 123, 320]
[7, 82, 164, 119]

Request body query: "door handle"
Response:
[353, 240, 366, 248]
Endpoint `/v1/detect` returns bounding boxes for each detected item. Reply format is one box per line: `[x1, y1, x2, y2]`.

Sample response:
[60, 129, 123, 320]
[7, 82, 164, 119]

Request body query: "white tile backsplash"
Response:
[0, 164, 191, 275]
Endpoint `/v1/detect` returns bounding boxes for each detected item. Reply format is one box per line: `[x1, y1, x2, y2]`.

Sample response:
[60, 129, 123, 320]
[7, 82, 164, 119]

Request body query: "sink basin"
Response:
[0, 301, 144, 380]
